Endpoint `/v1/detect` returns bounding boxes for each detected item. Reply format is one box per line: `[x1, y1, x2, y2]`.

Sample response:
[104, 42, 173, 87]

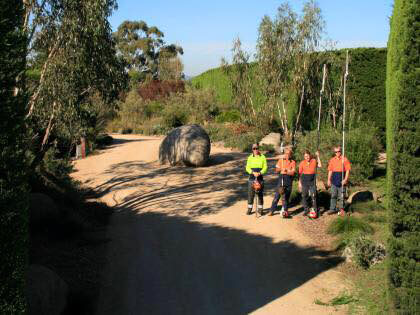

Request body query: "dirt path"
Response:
[72, 134, 348, 315]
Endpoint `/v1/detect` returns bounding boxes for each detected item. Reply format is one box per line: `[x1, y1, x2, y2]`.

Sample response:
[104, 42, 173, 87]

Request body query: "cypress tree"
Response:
[386, 0, 420, 312]
[0, 1, 28, 313]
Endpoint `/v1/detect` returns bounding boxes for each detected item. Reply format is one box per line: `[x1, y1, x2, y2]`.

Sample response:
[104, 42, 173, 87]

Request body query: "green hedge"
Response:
[0, 2, 28, 314]
[386, 0, 420, 312]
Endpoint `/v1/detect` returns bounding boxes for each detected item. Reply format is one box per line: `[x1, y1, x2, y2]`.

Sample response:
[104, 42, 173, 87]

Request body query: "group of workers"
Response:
[245, 143, 351, 218]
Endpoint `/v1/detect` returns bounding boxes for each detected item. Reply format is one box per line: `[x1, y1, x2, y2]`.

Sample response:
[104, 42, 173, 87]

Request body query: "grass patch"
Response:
[348, 260, 392, 314]
[314, 292, 358, 307]
[327, 216, 374, 235]
[348, 200, 385, 214]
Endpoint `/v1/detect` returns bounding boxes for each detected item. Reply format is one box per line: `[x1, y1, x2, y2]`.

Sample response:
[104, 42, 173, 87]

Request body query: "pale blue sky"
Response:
[109, 1, 393, 76]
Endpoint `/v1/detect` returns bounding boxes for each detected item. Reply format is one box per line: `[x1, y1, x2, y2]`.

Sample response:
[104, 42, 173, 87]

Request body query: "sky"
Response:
[109, 0, 394, 77]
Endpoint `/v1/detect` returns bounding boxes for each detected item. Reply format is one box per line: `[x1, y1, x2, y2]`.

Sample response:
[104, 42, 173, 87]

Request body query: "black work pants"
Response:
[301, 181, 317, 210]
[271, 185, 292, 211]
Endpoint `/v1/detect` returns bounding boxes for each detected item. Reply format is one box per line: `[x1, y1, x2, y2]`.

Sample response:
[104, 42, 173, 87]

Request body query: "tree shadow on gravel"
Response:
[95, 210, 344, 315]
[90, 154, 280, 217]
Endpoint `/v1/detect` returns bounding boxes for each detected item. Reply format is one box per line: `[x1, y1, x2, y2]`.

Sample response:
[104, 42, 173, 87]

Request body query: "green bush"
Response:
[95, 134, 113, 147]
[215, 109, 241, 123]
[386, 0, 420, 312]
[328, 217, 374, 236]
[339, 232, 386, 269]
[294, 126, 381, 184]
[0, 3, 28, 313]
[348, 200, 386, 214]
[121, 127, 133, 134]
[161, 104, 188, 129]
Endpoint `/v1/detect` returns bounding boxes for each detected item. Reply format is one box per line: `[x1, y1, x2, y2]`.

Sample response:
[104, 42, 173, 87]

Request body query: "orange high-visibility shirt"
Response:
[328, 156, 351, 172]
[299, 159, 317, 175]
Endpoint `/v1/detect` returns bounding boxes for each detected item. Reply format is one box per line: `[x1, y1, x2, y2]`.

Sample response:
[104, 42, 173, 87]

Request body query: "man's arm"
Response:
[316, 151, 322, 168]
[343, 170, 350, 185]
[287, 161, 296, 176]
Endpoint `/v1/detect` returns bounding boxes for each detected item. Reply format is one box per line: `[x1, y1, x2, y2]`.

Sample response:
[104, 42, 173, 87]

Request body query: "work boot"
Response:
[246, 205, 253, 215]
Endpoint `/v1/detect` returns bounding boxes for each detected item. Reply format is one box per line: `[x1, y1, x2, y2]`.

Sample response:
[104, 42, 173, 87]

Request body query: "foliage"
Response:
[192, 47, 387, 140]
[215, 109, 241, 123]
[327, 217, 374, 236]
[113, 20, 183, 80]
[294, 125, 381, 184]
[114, 85, 219, 133]
[348, 200, 386, 214]
[204, 123, 264, 152]
[24, 0, 128, 170]
[138, 80, 185, 100]
[386, 0, 420, 312]
[314, 292, 358, 306]
[0, 2, 28, 313]
[192, 67, 234, 105]
[219, 1, 325, 138]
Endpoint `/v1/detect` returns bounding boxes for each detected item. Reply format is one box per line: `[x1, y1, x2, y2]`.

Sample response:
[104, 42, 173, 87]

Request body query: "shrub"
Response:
[121, 128, 133, 134]
[340, 233, 386, 269]
[138, 79, 185, 100]
[95, 134, 113, 147]
[215, 109, 241, 123]
[0, 3, 28, 313]
[161, 104, 188, 129]
[386, 0, 420, 311]
[327, 217, 374, 236]
[348, 200, 386, 214]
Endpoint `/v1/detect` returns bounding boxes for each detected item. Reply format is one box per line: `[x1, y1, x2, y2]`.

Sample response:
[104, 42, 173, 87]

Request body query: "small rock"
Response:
[342, 246, 354, 263]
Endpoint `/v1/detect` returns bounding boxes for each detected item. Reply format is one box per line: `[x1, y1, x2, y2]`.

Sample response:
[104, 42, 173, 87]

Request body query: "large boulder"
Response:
[26, 264, 68, 315]
[159, 124, 211, 166]
[260, 133, 282, 153]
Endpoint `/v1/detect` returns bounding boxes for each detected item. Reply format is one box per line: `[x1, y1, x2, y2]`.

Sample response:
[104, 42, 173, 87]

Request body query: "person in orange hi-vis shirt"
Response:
[298, 150, 322, 217]
[327, 145, 351, 215]
[269, 148, 296, 217]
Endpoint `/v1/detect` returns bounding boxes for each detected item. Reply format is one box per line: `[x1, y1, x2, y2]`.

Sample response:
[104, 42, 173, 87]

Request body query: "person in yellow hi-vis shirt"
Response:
[245, 143, 267, 215]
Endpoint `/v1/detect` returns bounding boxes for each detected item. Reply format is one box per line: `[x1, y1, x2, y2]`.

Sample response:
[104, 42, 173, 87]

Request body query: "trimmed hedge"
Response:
[0, 1, 28, 314]
[386, 0, 420, 312]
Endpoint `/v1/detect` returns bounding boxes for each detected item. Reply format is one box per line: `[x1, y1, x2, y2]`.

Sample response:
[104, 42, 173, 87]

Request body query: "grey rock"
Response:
[159, 124, 211, 167]
[260, 133, 282, 153]
[347, 190, 374, 204]
[26, 264, 68, 315]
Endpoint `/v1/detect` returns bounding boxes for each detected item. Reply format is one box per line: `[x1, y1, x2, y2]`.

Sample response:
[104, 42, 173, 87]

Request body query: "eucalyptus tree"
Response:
[23, 0, 128, 168]
[256, 0, 324, 141]
[113, 20, 183, 80]
[226, 0, 325, 141]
